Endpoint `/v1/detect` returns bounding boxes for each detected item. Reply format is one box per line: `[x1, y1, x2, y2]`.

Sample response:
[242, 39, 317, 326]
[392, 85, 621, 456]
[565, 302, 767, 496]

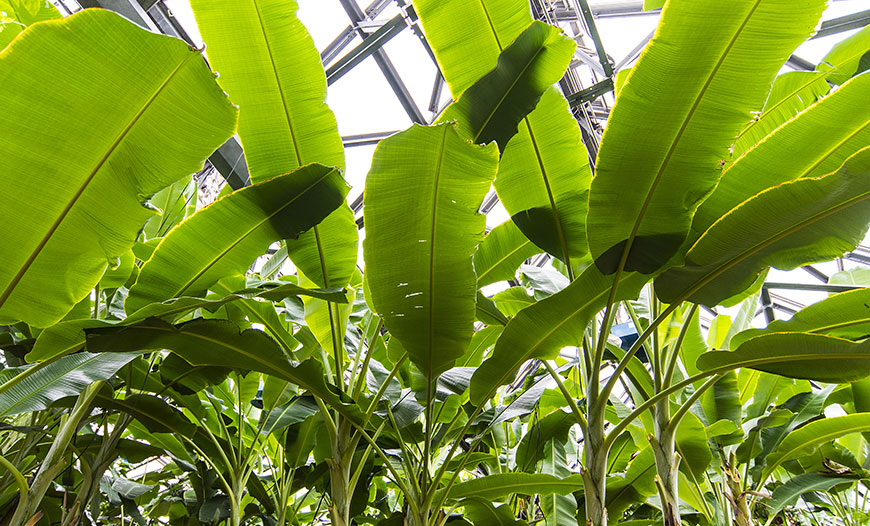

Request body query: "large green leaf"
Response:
[818, 25, 870, 84]
[125, 165, 348, 313]
[440, 20, 574, 151]
[732, 287, 870, 347]
[469, 265, 647, 405]
[190, 0, 356, 289]
[461, 499, 527, 526]
[415, 0, 591, 266]
[0, 0, 60, 50]
[764, 413, 870, 480]
[656, 148, 870, 306]
[142, 176, 196, 240]
[0, 9, 237, 327]
[190, 0, 343, 175]
[731, 70, 830, 158]
[692, 72, 870, 237]
[587, 0, 826, 275]
[443, 473, 583, 502]
[602, 447, 657, 520]
[767, 472, 857, 517]
[0, 351, 139, 417]
[363, 123, 498, 379]
[85, 318, 364, 424]
[698, 333, 870, 383]
[474, 220, 539, 287]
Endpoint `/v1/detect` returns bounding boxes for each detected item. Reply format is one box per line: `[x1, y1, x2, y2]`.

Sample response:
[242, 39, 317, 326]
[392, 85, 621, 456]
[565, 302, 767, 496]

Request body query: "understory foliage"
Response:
[2, 0, 870, 525]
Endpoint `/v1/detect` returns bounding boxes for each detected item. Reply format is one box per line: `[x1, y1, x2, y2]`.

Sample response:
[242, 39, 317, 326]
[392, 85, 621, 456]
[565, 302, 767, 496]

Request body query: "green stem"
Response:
[543, 360, 587, 430]
[662, 303, 697, 389]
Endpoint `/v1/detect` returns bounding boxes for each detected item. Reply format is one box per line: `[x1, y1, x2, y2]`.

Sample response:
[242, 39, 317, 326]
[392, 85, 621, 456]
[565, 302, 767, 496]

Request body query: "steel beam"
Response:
[79, 0, 159, 30]
[320, 0, 394, 65]
[786, 54, 816, 71]
[566, 78, 615, 106]
[812, 9, 870, 39]
[574, 0, 614, 76]
[760, 288, 776, 324]
[763, 282, 861, 293]
[342, 131, 399, 148]
[337, 0, 426, 124]
[326, 13, 408, 85]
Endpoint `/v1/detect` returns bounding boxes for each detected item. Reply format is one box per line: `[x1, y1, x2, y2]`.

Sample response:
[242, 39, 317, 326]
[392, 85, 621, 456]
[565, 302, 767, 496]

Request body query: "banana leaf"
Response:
[0, 10, 237, 327]
[125, 165, 348, 313]
[189, 0, 357, 289]
[364, 123, 498, 379]
[415, 0, 591, 265]
[587, 0, 826, 275]
[657, 147, 870, 306]
[692, 72, 870, 238]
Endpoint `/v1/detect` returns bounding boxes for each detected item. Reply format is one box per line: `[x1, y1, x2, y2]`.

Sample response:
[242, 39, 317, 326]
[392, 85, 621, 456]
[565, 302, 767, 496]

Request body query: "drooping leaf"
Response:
[440, 20, 575, 151]
[587, 0, 826, 275]
[657, 148, 870, 306]
[764, 413, 870, 480]
[692, 72, 870, 238]
[0, 352, 139, 417]
[475, 221, 540, 287]
[731, 70, 830, 157]
[470, 265, 647, 405]
[125, 165, 348, 313]
[767, 472, 858, 517]
[414, 0, 591, 266]
[442, 473, 583, 502]
[142, 177, 197, 241]
[0, 9, 237, 327]
[461, 498, 528, 526]
[363, 123, 498, 379]
[0, 0, 60, 50]
[675, 412, 713, 479]
[698, 333, 870, 383]
[515, 409, 574, 472]
[818, 25, 870, 84]
[540, 440, 578, 526]
[190, 0, 357, 289]
[602, 447, 657, 519]
[732, 287, 870, 347]
[85, 318, 363, 424]
[26, 282, 346, 362]
[261, 396, 319, 436]
[701, 372, 743, 446]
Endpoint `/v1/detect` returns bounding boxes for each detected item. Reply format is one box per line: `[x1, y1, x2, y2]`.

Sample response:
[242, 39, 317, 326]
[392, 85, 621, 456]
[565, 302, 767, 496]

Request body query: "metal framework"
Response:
[49, 0, 870, 326]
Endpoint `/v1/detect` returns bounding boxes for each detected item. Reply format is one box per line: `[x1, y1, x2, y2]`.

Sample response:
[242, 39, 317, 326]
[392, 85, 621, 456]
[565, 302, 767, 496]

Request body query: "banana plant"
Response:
[2, 1, 870, 526]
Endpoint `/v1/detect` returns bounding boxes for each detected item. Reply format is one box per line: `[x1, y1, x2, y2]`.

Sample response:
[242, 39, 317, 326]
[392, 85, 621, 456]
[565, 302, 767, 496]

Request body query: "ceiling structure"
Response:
[46, 0, 870, 328]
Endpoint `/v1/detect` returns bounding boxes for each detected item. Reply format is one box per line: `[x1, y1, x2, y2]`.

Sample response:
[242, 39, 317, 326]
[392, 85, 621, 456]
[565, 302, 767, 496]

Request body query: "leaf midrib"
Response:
[735, 72, 827, 143]
[427, 126, 450, 379]
[767, 415, 870, 473]
[0, 353, 126, 416]
[471, 34, 549, 143]
[250, 0, 302, 168]
[477, 238, 534, 285]
[0, 51, 196, 310]
[470, 3, 574, 269]
[613, 0, 763, 271]
[681, 185, 870, 301]
[168, 168, 337, 299]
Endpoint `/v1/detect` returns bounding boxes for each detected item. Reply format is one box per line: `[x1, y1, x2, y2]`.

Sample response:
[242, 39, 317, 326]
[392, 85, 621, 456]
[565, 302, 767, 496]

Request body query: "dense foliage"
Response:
[1, 0, 870, 525]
